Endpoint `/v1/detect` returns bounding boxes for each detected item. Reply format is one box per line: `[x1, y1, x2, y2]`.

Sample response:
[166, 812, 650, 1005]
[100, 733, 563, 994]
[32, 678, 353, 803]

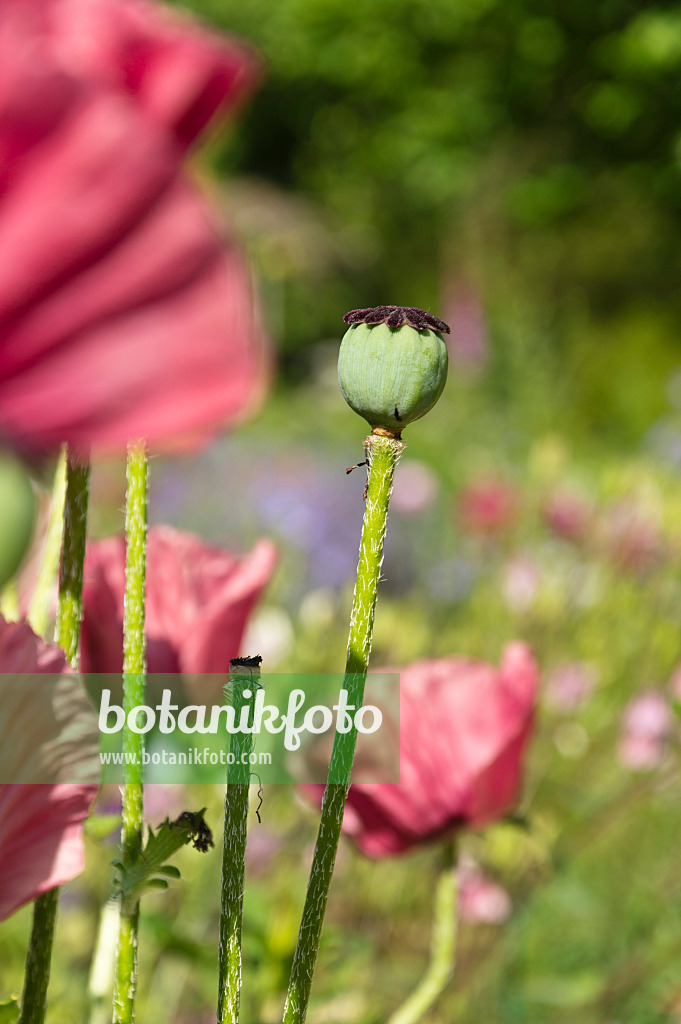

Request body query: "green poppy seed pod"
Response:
[0, 449, 35, 589]
[338, 305, 449, 434]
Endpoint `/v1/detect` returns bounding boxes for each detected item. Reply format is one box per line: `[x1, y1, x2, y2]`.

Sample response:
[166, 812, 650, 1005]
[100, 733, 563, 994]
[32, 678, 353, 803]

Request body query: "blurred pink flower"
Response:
[542, 491, 592, 543]
[458, 858, 512, 925]
[0, 0, 267, 455]
[392, 460, 439, 515]
[602, 503, 663, 573]
[618, 690, 672, 771]
[304, 644, 538, 858]
[458, 478, 518, 538]
[0, 617, 98, 920]
[502, 556, 540, 612]
[443, 282, 488, 371]
[245, 824, 283, 877]
[142, 784, 187, 824]
[80, 526, 277, 680]
[545, 662, 598, 713]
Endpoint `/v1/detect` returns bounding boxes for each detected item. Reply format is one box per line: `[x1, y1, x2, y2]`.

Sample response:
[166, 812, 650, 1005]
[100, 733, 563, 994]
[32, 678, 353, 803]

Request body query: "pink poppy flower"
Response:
[458, 858, 512, 925]
[601, 502, 663, 574]
[0, 617, 99, 920]
[0, 0, 266, 456]
[303, 643, 538, 858]
[618, 690, 672, 771]
[458, 478, 519, 538]
[544, 661, 598, 713]
[542, 491, 592, 543]
[502, 555, 540, 612]
[80, 526, 277, 681]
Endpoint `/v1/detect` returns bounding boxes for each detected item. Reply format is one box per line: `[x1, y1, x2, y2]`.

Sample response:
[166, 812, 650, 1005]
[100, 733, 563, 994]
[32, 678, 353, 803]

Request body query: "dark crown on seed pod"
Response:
[343, 305, 450, 334]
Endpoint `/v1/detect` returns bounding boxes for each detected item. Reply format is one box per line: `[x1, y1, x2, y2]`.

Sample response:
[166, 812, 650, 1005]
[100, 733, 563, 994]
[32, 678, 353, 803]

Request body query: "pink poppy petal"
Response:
[0, 0, 267, 455]
[49, 0, 260, 149]
[81, 527, 277, 678]
[302, 644, 538, 859]
[0, 617, 98, 920]
[0, 784, 96, 920]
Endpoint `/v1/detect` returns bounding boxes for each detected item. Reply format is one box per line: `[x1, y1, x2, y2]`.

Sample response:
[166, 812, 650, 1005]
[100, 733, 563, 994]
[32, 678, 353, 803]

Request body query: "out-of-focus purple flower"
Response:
[0, 0, 267, 455]
[458, 478, 519, 538]
[542, 491, 592, 543]
[252, 456, 362, 590]
[426, 555, 477, 603]
[0, 617, 98, 920]
[458, 858, 512, 925]
[81, 527, 277, 685]
[502, 556, 540, 612]
[545, 662, 598, 713]
[618, 690, 673, 771]
[302, 644, 538, 858]
[392, 460, 439, 515]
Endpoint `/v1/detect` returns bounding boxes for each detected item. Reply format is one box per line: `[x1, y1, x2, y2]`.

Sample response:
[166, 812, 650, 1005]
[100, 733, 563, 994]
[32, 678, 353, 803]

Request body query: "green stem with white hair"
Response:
[19, 449, 91, 1024]
[217, 664, 261, 1024]
[112, 442, 148, 1024]
[282, 431, 405, 1024]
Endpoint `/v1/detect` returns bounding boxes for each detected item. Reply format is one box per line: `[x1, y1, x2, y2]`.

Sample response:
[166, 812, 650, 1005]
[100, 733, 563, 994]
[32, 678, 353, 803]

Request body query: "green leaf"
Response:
[0, 996, 20, 1024]
[114, 809, 213, 910]
[84, 814, 121, 840]
[143, 879, 169, 892]
[156, 865, 182, 879]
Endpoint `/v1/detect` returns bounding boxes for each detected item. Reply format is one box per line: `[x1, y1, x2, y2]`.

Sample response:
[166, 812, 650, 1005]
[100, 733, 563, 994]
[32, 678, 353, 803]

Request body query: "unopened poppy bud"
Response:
[0, 449, 35, 589]
[338, 305, 449, 434]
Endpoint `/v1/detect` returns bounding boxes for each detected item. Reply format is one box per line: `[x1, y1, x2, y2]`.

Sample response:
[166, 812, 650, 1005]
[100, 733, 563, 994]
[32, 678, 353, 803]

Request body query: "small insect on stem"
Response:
[346, 459, 370, 500]
[250, 773, 264, 823]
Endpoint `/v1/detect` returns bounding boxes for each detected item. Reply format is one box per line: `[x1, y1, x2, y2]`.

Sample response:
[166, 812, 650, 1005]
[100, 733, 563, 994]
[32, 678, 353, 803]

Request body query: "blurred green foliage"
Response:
[183, 0, 681, 442]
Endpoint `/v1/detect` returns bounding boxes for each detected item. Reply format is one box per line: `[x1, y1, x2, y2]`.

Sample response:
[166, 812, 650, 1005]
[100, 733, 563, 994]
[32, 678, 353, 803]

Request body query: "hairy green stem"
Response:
[27, 447, 68, 638]
[283, 432, 404, 1024]
[217, 666, 261, 1024]
[54, 454, 90, 664]
[17, 888, 60, 1024]
[113, 442, 148, 1024]
[19, 450, 90, 1024]
[386, 843, 458, 1024]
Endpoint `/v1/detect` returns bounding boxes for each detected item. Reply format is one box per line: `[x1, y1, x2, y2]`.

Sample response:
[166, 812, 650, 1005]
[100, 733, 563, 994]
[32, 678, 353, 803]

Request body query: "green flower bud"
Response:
[0, 449, 35, 589]
[338, 305, 449, 434]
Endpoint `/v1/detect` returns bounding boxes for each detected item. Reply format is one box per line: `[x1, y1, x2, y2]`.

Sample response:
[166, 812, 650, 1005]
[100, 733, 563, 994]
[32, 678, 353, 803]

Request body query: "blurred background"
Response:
[6, 0, 681, 1020]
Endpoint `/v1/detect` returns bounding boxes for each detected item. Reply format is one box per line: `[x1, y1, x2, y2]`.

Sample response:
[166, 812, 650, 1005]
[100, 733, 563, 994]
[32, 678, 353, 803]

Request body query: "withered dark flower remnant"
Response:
[343, 305, 451, 334]
[169, 809, 215, 853]
[230, 655, 263, 669]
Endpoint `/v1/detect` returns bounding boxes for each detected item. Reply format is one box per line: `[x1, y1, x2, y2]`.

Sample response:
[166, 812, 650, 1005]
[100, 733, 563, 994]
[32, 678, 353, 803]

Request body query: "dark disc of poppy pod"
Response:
[338, 306, 449, 434]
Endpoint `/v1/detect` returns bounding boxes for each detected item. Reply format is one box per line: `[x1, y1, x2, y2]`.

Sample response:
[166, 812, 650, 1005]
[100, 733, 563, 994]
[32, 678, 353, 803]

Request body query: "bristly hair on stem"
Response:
[282, 433, 404, 1024]
[343, 306, 450, 334]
